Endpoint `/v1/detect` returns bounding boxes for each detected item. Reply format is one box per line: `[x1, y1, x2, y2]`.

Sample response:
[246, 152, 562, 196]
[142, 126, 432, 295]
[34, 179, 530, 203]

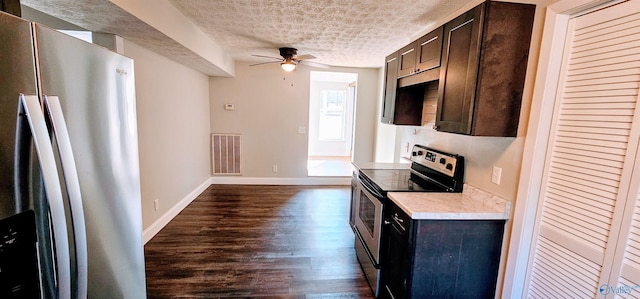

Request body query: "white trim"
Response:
[502, 0, 619, 298]
[142, 178, 212, 244]
[211, 176, 350, 185]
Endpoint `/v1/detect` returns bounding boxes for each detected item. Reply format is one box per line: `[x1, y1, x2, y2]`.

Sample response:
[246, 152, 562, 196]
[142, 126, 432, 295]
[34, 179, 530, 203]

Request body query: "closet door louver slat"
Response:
[528, 2, 640, 297]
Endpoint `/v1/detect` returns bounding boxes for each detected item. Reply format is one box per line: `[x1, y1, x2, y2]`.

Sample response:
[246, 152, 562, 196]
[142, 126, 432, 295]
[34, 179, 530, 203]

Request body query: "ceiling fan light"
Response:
[281, 60, 296, 72]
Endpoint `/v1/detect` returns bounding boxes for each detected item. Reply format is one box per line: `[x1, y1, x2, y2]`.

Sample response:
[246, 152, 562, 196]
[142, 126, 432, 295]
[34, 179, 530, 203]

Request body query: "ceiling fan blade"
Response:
[295, 54, 316, 60]
[249, 61, 281, 66]
[251, 54, 283, 60]
[300, 60, 330, 69]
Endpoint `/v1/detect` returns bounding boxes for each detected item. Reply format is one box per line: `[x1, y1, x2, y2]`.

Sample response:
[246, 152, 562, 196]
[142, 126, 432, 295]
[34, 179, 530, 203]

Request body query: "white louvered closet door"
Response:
[527, 0, 640, 298]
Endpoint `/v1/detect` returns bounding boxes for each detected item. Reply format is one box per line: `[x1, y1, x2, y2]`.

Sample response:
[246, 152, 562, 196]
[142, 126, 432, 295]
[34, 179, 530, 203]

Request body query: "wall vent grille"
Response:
[212, 133, 241, 175]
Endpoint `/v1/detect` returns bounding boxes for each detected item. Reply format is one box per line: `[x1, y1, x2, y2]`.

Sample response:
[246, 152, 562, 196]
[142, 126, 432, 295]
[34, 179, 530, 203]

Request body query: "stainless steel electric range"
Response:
[350, 144, 465, 297]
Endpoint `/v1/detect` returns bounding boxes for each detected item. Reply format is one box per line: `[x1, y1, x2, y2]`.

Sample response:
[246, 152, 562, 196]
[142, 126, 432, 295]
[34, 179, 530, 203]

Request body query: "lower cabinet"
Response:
[381, 202, 505, 299]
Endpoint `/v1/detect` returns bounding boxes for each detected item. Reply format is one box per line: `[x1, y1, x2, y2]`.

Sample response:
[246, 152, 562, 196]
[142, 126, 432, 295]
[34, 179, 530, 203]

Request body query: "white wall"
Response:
[209, 62, 379, 178]
[123, 40, 211, 230]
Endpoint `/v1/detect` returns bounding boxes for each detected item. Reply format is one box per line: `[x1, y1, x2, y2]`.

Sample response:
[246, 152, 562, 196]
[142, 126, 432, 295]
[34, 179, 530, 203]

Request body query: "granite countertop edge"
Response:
[387, 184, 511, 220]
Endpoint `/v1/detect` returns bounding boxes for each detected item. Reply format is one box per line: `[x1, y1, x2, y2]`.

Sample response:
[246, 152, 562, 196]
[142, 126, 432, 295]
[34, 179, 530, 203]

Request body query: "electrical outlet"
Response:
[491, 166, 502, 185]
[154, 198, 159, 211]
[272, 165, 278, 173]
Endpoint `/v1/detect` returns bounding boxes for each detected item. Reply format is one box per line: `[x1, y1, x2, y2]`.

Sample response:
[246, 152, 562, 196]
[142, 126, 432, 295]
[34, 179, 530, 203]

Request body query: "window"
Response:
[318, 89, 347, 141]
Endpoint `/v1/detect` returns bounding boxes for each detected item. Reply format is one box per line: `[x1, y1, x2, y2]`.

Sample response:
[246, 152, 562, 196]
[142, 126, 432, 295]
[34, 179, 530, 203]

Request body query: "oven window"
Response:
[359, 192, 376, 236]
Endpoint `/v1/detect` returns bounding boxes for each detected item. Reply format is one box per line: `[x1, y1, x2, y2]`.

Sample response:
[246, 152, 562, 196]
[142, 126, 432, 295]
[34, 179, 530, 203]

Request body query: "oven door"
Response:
[354, 179, 384, 265]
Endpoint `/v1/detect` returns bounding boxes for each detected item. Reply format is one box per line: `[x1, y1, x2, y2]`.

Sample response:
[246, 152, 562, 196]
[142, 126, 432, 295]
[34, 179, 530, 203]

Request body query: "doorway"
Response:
[308, 71, 358, 176]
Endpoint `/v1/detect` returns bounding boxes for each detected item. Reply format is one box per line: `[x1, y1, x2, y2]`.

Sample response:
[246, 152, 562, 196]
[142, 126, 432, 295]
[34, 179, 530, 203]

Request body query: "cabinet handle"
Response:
[393, 213, 404, 223]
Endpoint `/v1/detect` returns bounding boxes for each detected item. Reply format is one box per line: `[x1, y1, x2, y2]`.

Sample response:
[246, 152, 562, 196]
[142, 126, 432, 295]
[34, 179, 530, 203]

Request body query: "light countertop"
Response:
[387, 184, 511, 220]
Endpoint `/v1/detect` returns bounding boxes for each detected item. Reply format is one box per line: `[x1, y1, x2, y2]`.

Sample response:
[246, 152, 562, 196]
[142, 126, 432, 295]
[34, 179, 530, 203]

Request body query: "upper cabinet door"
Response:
[436, 1, 534, 136]
[381, 52, 399, 124]
[436, 4, 484, 135]
[415, 26, 443, 73]
[397, 42, 418, 78]
[397, 26, 444, 79]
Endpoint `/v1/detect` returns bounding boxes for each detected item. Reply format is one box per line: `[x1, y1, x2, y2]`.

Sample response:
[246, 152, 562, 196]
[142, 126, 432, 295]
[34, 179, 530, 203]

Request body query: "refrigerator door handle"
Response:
[19, 94, 72, 299]
[43, 95, 88, 299]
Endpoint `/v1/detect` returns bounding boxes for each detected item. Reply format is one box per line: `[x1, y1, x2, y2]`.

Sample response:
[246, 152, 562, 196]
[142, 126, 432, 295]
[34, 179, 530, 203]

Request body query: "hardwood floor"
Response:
[144, 185, 375, 298]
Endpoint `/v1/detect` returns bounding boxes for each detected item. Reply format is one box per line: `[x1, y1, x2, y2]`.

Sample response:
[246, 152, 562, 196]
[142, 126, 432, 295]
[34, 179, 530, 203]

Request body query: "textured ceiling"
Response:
[20, 0, 232, 76]
[168, 0, 472, 68]
[20, 0, 474, 73]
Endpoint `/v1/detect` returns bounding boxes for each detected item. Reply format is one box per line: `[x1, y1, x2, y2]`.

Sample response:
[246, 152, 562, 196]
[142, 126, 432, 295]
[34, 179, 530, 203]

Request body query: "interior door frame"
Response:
[308, 71, 358, 158]
[502, 0, 621, 297]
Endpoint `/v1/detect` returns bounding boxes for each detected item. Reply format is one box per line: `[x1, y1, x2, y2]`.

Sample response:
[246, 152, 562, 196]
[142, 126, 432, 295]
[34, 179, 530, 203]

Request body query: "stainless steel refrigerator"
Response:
[0, 11, 146, 298]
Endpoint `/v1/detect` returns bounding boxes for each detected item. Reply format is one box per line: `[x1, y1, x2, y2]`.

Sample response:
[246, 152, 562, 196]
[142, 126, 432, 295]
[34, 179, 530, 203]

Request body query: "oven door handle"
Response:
[359, 176, 385, 200]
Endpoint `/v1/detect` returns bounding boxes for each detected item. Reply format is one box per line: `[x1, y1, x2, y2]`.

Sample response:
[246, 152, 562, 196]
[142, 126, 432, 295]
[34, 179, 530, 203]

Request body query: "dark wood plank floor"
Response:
[145, 185, 375, 298]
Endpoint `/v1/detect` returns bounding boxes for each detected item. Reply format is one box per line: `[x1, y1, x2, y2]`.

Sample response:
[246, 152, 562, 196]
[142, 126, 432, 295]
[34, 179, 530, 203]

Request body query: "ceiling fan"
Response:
[250, 47, 330, 72]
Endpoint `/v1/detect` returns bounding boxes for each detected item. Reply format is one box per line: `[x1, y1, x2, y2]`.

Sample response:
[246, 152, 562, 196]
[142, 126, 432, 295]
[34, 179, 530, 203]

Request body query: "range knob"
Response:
[439, 158, 446, 164]
[412, 151, 423, 156]
[446, 163, 453, 170]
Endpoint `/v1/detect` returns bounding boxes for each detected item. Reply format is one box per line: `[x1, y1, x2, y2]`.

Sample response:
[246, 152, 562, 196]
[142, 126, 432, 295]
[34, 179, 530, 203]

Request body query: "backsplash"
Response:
[398, 126, 524, 202]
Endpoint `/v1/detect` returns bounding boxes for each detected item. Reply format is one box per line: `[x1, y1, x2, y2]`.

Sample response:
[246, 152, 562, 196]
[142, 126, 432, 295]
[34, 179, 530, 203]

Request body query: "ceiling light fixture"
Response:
[281, 58, 296, 72]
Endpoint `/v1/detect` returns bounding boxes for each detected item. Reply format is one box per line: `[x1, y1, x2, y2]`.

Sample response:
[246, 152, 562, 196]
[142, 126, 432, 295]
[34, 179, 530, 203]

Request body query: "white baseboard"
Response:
[210, 176, 351, 185]
[143, 178, 212, 244]
[143, 176, 350, 244]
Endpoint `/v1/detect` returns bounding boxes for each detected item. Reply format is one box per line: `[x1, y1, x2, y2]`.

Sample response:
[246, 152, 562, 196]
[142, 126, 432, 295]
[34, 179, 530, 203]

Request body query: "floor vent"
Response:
[212, 133, 241, 175]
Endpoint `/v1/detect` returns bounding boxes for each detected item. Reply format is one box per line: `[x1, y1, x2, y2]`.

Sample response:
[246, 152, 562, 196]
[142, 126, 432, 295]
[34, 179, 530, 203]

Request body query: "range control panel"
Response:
[410, 145, 459, 177]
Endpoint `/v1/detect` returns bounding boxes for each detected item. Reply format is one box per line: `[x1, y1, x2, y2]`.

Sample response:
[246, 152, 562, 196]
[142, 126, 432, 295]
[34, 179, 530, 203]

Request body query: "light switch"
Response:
[224, 103, 235, 111]
[491, 166, 502, 185]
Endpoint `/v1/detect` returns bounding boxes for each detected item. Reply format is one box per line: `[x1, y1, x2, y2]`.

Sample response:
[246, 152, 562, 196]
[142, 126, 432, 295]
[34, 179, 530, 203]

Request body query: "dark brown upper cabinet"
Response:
[381, 52, 399, 124]
[435, 1, 535, 136]
[381, 50, 437, 126]
[397, 26, 443, 79]
[381, 26, 444, 125]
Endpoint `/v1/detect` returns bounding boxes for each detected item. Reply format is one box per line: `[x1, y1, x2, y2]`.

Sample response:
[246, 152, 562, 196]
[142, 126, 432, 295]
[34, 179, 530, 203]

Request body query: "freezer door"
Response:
[34, 24, 146, 298]
[0, 12, 69, 299]
[0, 11, 37, 218]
